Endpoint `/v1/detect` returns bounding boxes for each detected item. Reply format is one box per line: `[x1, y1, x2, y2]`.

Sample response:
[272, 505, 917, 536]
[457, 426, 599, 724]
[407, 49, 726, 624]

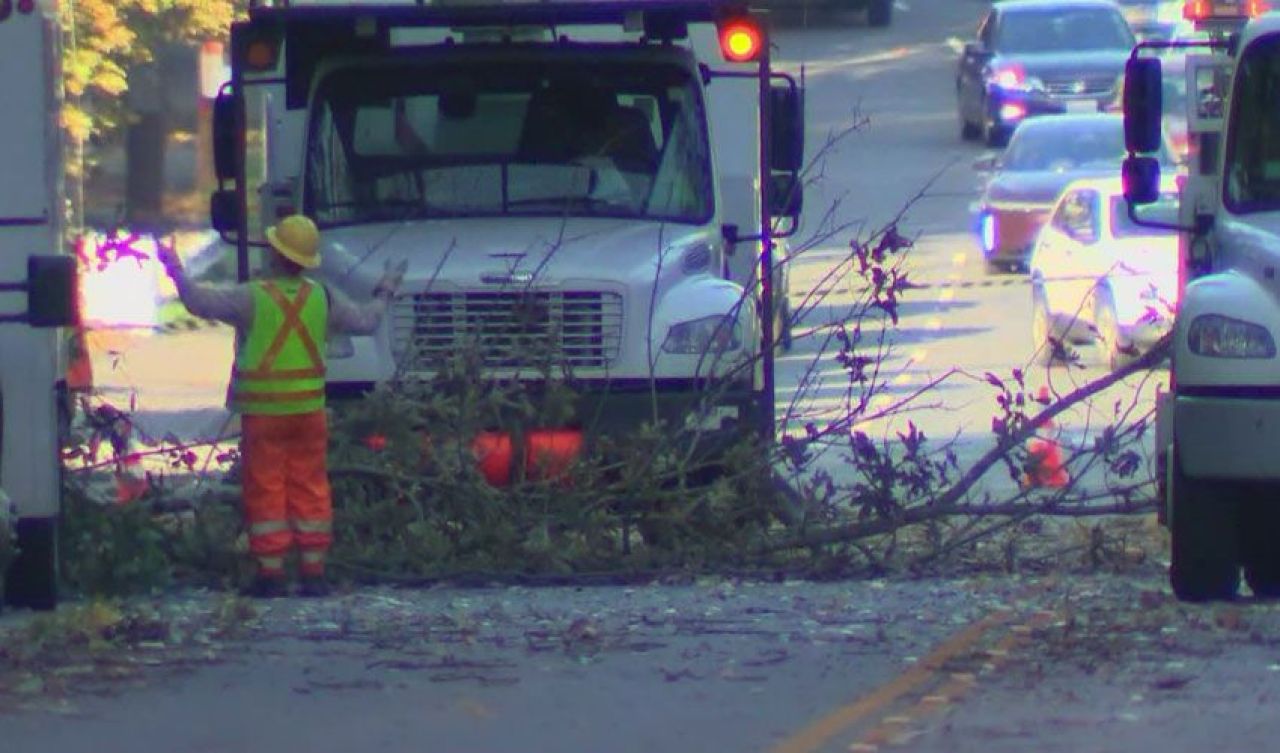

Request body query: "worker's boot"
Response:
[298, 574, 331, 598]
[241, 574, 286, 599]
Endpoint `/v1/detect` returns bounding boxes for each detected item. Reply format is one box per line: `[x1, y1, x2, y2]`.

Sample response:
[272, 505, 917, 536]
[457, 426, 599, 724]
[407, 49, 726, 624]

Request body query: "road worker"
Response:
[158, 215, 406, 598]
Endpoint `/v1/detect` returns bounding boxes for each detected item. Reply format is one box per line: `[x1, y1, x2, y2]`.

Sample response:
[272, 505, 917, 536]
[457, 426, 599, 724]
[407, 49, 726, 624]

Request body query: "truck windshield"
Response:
[1225, 37, 1280, 213]
[304, 57, 713, 227]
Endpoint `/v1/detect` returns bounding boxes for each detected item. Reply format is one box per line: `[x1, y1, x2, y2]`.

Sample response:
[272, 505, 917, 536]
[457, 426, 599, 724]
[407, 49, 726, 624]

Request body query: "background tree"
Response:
[61, 0, 238, 227]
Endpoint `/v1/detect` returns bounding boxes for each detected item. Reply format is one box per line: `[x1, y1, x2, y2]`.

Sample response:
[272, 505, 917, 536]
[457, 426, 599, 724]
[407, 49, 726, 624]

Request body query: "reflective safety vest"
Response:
[232, 278, 328, 416]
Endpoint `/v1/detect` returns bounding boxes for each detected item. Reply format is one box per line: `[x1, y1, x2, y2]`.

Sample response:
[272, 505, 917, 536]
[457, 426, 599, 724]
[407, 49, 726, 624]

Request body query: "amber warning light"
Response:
[1183, 0, 1269, 20]
[718, 18, 763, 63]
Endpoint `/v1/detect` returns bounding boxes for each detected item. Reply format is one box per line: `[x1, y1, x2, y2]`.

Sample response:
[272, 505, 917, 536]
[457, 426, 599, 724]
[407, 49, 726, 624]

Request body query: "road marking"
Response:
[770, 586, 1060, 753]
[768, 610, 1014, 753]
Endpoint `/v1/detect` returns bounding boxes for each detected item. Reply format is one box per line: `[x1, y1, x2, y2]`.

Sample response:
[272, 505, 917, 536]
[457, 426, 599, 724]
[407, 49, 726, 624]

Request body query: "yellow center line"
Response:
[768, 610, 1014, 753]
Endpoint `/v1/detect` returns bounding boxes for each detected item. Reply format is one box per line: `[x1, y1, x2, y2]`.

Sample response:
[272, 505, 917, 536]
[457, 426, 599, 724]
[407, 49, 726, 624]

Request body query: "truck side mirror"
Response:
[1123, 156, 1162, 205]
[26, 255, 77, 329]
[212, 90, 238, 183]
[1123, 57, 1164, 154]
[210, 189, 243, 235]
[770, 84, 804, 173]
[769, 172, 803, 219]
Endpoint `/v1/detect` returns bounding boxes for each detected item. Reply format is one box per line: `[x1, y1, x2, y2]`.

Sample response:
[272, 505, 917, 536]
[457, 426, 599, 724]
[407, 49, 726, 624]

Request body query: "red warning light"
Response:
[718, 18, 763, 63]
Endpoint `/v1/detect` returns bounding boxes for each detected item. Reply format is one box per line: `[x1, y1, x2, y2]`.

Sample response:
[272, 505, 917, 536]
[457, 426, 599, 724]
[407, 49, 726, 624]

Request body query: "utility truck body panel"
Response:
[0, 0, 69, 610]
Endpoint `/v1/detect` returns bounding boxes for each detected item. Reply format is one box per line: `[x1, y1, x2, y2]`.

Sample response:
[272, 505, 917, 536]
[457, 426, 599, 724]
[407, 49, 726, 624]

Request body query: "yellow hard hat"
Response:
[265, 215, 321, 269]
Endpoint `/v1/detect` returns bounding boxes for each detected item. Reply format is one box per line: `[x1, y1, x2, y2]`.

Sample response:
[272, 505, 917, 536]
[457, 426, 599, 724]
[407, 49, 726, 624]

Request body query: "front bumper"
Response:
[1175, 391, 1280, 480]
[328, 378, 768, 443]
[988, 88, 1112, 131]
[976, 205, 1052, 263]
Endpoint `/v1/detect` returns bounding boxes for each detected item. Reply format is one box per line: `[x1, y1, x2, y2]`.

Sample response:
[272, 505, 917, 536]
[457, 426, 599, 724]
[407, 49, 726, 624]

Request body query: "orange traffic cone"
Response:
[525, 429, 583, 483]
[113, 422, 151, 505]
[1022, 386, 1069, 489]
[67, 235, 94, 393]
[66, 326, 93, 393]
[472, 431, 514, 487]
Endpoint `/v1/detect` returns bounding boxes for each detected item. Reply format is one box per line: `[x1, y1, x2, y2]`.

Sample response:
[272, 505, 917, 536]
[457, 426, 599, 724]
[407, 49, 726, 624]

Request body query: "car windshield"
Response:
[996, 8, 1135, 53]
[1001, 120, 1167, 171]
[304, 56, 714, 227]
[1110, 194, 1179, 237]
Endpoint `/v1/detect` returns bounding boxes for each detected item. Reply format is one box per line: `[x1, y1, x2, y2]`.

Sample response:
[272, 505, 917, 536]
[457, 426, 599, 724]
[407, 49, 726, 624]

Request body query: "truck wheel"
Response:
[1169, 449, 1240, 602]
[3, 516, 58, 611]
[867, 0, 892, 27]
[1241, 503, 1280, 598]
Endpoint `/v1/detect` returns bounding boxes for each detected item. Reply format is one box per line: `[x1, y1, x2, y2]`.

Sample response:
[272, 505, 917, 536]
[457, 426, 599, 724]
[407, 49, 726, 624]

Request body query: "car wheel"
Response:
[1031, 287, 1065, 365]
[1241, 502, 1280, 598]
[1169, 447, 1241, 602]
[982, 106, 1010, 148]
[960, 102, 981, 141]
[867, 0, 892, 27]
[1093, 290, 1137, 371]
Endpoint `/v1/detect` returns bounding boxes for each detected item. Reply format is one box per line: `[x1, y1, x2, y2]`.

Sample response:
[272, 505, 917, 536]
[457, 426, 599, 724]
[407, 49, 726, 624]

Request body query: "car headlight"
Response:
[1187, 314, 1276, 359]
[662, 315, 742, 355]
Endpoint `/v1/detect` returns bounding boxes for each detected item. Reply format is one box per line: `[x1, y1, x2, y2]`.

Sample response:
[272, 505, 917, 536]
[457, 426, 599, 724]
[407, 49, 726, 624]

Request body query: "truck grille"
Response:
[1042, 76, 1117, 97]
[392, 290, 624, 372]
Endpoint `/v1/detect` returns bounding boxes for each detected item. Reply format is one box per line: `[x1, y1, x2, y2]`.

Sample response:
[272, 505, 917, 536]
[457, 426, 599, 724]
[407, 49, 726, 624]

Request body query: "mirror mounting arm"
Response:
[1124, 199, 1202, 234]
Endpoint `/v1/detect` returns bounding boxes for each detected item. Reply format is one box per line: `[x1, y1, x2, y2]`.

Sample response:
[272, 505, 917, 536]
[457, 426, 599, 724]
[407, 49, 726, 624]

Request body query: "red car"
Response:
[971, 114, 1174, 273]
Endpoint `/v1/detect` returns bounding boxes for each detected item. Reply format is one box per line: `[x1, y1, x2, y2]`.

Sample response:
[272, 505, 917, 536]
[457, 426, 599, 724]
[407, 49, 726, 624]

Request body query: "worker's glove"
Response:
[374, 259, 408, 299]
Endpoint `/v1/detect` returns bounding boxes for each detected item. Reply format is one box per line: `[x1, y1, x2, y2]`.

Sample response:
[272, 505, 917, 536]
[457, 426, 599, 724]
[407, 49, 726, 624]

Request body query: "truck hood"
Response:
[316, 217, 717, 293]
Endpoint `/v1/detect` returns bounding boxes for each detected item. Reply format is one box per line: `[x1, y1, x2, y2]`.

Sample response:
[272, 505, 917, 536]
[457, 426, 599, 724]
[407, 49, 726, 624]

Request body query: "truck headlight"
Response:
[1187, 314, 1276, 359]
[662, 315, 742, 354]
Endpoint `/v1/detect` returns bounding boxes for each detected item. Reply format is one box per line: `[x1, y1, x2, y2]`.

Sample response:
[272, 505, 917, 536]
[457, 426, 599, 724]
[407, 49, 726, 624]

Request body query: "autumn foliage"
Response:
[60, 0, 239, 144]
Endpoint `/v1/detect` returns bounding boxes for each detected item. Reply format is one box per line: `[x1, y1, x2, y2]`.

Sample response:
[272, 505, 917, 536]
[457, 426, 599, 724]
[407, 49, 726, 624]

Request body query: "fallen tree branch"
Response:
[764, 334, 1171, 553]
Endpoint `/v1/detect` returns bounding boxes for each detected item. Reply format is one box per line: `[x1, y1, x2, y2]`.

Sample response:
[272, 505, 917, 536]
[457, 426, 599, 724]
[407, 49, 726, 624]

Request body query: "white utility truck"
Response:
[211, 0, 804, 473]
[0, 0, 79, 611]
[1123, 0, 1280, 601]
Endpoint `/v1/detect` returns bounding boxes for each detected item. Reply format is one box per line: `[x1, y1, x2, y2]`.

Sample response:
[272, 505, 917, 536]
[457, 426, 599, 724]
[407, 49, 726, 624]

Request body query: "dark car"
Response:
[956, 0, 1136, 147]
[971, 114, 1174, 273]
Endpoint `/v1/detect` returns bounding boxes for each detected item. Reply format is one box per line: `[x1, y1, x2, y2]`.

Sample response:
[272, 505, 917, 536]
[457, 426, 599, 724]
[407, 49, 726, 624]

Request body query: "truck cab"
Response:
[213, 0, 803, 462]
[1123, 0, 1280, 601]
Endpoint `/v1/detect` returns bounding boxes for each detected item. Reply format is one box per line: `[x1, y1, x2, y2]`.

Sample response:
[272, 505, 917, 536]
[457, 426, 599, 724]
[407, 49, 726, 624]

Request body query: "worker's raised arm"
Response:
[157, 244, 252, 329]
[326, 259, 407, 335]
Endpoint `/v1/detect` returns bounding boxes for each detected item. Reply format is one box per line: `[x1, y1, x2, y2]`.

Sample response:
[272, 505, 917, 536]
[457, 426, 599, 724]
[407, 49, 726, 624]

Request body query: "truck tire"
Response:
[1169, 449, 1240, 602]
[3, 516, 58, 611]
[1241, 503, 1280, 598]
[867, 0, 892, 27]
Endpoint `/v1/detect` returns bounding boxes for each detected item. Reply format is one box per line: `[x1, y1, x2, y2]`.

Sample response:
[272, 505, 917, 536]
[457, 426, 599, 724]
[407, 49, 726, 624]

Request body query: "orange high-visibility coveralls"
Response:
[233, 279, 332, 580]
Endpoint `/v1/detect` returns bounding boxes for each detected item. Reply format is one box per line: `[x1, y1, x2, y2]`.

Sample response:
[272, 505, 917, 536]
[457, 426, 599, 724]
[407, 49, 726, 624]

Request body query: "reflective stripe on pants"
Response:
[242, 410, 333, 571]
